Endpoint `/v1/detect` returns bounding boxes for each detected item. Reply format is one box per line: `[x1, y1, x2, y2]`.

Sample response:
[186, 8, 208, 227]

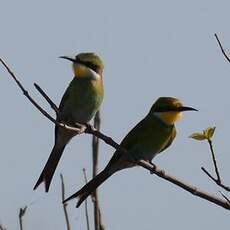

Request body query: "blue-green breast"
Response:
[58, 76, 104, 124]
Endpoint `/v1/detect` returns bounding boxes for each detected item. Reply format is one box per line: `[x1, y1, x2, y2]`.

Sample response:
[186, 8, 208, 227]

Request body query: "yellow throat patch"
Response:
[73, 63, 88, 77]
[159, 111, 183, 125]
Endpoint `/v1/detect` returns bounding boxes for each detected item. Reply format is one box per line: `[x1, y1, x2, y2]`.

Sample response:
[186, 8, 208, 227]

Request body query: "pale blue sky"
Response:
[1, 0, 230, 229]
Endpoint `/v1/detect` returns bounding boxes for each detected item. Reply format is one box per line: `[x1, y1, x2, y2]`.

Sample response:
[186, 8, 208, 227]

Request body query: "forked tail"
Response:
[64, 168, 113, 207]
[33, 143, 66, 192]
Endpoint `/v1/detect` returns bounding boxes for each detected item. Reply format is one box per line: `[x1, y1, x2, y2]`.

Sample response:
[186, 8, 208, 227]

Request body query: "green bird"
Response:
[34, 52, 104, 192]
[63, 97, 197, 207]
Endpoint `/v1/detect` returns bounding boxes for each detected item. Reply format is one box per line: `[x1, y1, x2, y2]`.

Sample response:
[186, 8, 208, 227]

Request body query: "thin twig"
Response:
[19, 206, 27, 230]
[201, 167, 217, 182]
[215, 33, 230, 63]
[92, 111, 105, 230]
[60, 174, 71, 230]
[2, 57, 230, 211]
[208, 139, 221, 183]
[83, 168, 90, 230]
[201, 167, 230, 192]
[0, 58, 57, 124]
[201, 139, 230, 192]
[219, 191, 230, 203]
[34, 83, 59, 115]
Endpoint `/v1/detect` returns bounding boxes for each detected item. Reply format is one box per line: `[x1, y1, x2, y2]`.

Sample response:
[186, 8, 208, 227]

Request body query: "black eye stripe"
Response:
[154, 106, 181, 112]
[75, 59, 98, 72]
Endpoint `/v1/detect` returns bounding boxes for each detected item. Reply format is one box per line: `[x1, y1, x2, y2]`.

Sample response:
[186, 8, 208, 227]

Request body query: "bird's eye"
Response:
[85, 62, 98, 72]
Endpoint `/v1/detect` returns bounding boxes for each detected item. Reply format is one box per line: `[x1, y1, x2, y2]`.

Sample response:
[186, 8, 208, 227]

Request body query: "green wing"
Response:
[59, 85, 71, 112]
[105, 117, 146, 167]
[106, 116, 176, 168]
[54, 80, 73, 139]
[57, 78, 76, 121]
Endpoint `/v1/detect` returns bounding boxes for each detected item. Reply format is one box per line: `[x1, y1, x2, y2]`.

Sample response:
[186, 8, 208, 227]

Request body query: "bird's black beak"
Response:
[178, 106, 198, 112]
[59, 56, 76, 62]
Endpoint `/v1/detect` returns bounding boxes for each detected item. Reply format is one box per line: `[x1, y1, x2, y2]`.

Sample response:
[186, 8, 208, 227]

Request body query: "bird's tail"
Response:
[64, 168, 113, 207]
[33, 143, 66, 192]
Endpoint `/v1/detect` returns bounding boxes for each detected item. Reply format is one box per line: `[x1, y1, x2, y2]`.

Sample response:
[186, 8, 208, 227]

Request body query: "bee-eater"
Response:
[34, 52, 104, 192]
[63, 97, 197, 207]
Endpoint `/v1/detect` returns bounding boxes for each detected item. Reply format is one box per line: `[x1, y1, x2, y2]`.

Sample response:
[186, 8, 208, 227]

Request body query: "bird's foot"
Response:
[83, 122, 94, 130]
[74, 122, 88, 133]
[148, 161, 156, 174]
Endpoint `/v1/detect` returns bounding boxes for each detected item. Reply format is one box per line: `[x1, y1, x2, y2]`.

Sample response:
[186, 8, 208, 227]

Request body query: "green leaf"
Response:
[189, 132, 207, 141]
[189, 126, 216, 141]
[203, 127, 216, 140]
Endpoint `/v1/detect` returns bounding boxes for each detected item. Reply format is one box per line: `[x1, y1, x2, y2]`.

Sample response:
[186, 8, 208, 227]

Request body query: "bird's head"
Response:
[60, 52, 104, 78]
[150, 97, 197, 125]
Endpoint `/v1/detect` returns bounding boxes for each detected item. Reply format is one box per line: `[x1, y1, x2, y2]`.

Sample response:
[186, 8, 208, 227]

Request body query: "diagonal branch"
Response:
[138, 161, 230, 209]
[215, 33, 230, 63]
[0, 58, 57, 124]
[1, 58, 88, 136]
[34, 83, 59, 115]
[201, 167, 217, 182]
[2, 57, 230, 211]
[201, 167, 230, 192]
[219, 191, 230, 203]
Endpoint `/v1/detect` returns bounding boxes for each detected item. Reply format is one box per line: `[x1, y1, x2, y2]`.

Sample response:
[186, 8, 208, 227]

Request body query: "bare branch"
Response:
[19, 206, 27, 230]
[137, 161, 230, 210]
[34, 83, 59, 115]
[2, 57, 230, 211]
[60, 174, 71, 230]
[201, 139, 230, 192]
[201, 167, 230, 192]
[201, 167, 217, 182]
[83, 168, 90, 230]
[215, 33, 230, 63]
[219, 191, 230, 203]
[0, 58, 57, 124]
[208, 139, 221, 183]
[92, 111, 105, 230]
[85, 124, 125, 153]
